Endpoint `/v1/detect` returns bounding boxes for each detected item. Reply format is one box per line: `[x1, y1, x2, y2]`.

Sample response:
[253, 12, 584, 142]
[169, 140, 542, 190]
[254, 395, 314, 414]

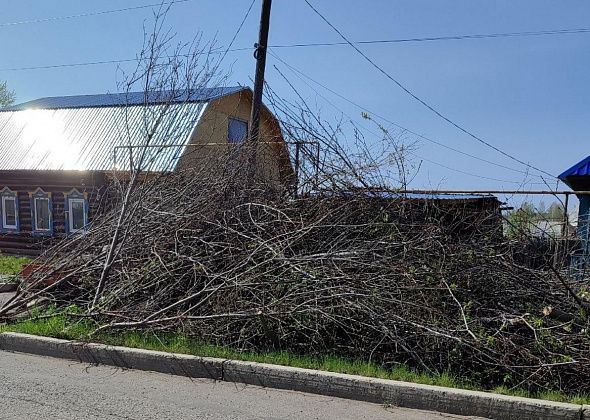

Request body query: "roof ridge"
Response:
[2, 86, 247, 111]
[19, 86, 245, 100]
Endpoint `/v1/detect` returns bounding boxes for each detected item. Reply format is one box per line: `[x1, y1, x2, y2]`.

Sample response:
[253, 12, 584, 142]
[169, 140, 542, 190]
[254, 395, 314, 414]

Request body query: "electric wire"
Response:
[3, 25, 590, 72]
[270, 52, 543, 186]
[0, 0, 193, 28]
[3, 1, 588, 45]
[302, 0, 556, 179]
[217, 0, 256, 65]
[0, 1, 568, 185]
[406, 152, 538, 185]
[268, 48, 537, 178]
[269, 27, 590, 48]
[0, 59, 142, 72]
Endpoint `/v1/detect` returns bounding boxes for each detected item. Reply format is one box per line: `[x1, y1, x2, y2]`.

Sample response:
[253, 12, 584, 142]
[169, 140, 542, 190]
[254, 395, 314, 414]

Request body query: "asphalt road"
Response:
[0, 351, 485, 420]
[0, 292, 15, 309]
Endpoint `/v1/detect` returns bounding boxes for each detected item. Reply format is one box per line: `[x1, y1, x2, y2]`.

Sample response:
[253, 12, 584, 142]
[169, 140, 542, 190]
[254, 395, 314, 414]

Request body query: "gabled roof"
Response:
[0, 86, 248, 172]
[559, 155, 590, 181]
[1, 86, 245, 111]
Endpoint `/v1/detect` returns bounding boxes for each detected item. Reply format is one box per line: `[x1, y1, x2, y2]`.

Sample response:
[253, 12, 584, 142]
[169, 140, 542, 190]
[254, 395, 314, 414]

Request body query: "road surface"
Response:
[0, 351, 485, 419]
[0, 292, 15, 309]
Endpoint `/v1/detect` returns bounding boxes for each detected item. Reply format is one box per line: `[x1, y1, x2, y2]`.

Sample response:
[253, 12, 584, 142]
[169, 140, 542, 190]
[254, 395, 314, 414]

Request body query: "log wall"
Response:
[0, 170, 108, 255]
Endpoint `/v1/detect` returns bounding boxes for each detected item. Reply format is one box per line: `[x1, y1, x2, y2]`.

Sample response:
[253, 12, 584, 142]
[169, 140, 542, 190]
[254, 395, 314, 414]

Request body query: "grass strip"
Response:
[1, 313, 589, 406]
[0, 255, 31, 277]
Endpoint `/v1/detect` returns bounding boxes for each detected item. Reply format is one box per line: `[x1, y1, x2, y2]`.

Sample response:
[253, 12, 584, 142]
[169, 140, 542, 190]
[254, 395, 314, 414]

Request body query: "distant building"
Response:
[528, 220, 576, 239]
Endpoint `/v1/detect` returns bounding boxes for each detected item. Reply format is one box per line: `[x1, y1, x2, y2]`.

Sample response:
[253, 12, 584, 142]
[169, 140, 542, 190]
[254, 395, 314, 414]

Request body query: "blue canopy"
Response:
[559, 156, 590, 180]
[559, 156, 590, 190]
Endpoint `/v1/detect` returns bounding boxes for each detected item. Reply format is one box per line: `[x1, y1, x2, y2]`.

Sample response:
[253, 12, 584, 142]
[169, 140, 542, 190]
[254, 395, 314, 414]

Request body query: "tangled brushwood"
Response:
[2, 164, 590, 395]
[2, 6, 590, 397]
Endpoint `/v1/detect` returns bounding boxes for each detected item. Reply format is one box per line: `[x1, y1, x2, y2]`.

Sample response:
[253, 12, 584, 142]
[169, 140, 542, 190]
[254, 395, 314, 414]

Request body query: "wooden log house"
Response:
[0, 86, 294, 255]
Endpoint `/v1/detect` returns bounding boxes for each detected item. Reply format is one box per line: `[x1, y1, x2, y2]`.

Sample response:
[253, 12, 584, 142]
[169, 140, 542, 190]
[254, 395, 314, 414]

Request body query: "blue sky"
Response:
[2, 0, 589, 196]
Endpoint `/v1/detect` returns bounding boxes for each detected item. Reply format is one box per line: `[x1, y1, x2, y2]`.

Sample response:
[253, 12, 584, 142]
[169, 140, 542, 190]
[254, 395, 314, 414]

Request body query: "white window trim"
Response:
[34, 197, 51, 232]
[1, 196, 17, 229]
[68, 198, 87, 233]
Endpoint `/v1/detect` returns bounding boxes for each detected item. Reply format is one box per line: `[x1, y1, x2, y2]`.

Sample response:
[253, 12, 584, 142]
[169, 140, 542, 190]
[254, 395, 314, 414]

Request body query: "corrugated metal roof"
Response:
[2, 86, 245, 111]
[0, 87, 246, 171]
[559, 156, 590, 180]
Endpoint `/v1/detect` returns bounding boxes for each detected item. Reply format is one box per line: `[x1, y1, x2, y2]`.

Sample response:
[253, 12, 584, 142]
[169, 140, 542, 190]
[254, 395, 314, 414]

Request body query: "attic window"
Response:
[228, 118, 248, 143]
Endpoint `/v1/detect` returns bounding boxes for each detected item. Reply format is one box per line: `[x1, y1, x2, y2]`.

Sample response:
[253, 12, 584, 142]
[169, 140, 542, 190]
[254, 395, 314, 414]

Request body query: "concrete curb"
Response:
[0, 332, 584, 420]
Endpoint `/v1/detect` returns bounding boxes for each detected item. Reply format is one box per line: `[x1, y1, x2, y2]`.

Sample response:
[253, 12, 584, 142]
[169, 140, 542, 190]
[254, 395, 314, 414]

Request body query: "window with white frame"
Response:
[0, 188, 18, 232]
[64, 189, 88, 234]
[2, 196, 17, 229]
[30, 189, 53, 236]
[228, 118, 248, 143]
[34, 197, 51, 231]
[68, 198, 86, 232]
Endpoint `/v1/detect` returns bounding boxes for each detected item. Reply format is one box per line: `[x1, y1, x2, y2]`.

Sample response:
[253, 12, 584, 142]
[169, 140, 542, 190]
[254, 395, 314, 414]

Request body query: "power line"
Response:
[302, 0, 556, 180]
[271, 27, 590, 48]
[407, 151, 538, 185]
[3, 1, 588, 41]
[269, 51, 544, 187]
[218, 0, 256, 65]
[0, 0, 193, 28]
[0, 0, 255, 74]
[4, 24, 590, 72]
[0, 51, 239, 72]
[268, 48, 536, 178]
[0, 50, 253, 73]
[0, 58, 142, 72]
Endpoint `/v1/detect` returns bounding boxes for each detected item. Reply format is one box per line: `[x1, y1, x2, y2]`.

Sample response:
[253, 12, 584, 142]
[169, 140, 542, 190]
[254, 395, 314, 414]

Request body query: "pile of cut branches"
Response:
[2, 169, 589, 395]
[2, 5, 589, 396]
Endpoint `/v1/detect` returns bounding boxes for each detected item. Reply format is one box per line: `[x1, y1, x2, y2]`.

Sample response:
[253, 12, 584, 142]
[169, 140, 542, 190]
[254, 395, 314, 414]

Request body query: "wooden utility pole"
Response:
[248, 0, 272, 146]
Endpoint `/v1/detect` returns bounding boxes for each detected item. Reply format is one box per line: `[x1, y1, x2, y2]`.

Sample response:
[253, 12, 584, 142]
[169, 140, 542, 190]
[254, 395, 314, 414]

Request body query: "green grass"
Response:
[1, 313, 589, 406]
[0, 255, 31, 277]
[0, 315, 454, 384]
